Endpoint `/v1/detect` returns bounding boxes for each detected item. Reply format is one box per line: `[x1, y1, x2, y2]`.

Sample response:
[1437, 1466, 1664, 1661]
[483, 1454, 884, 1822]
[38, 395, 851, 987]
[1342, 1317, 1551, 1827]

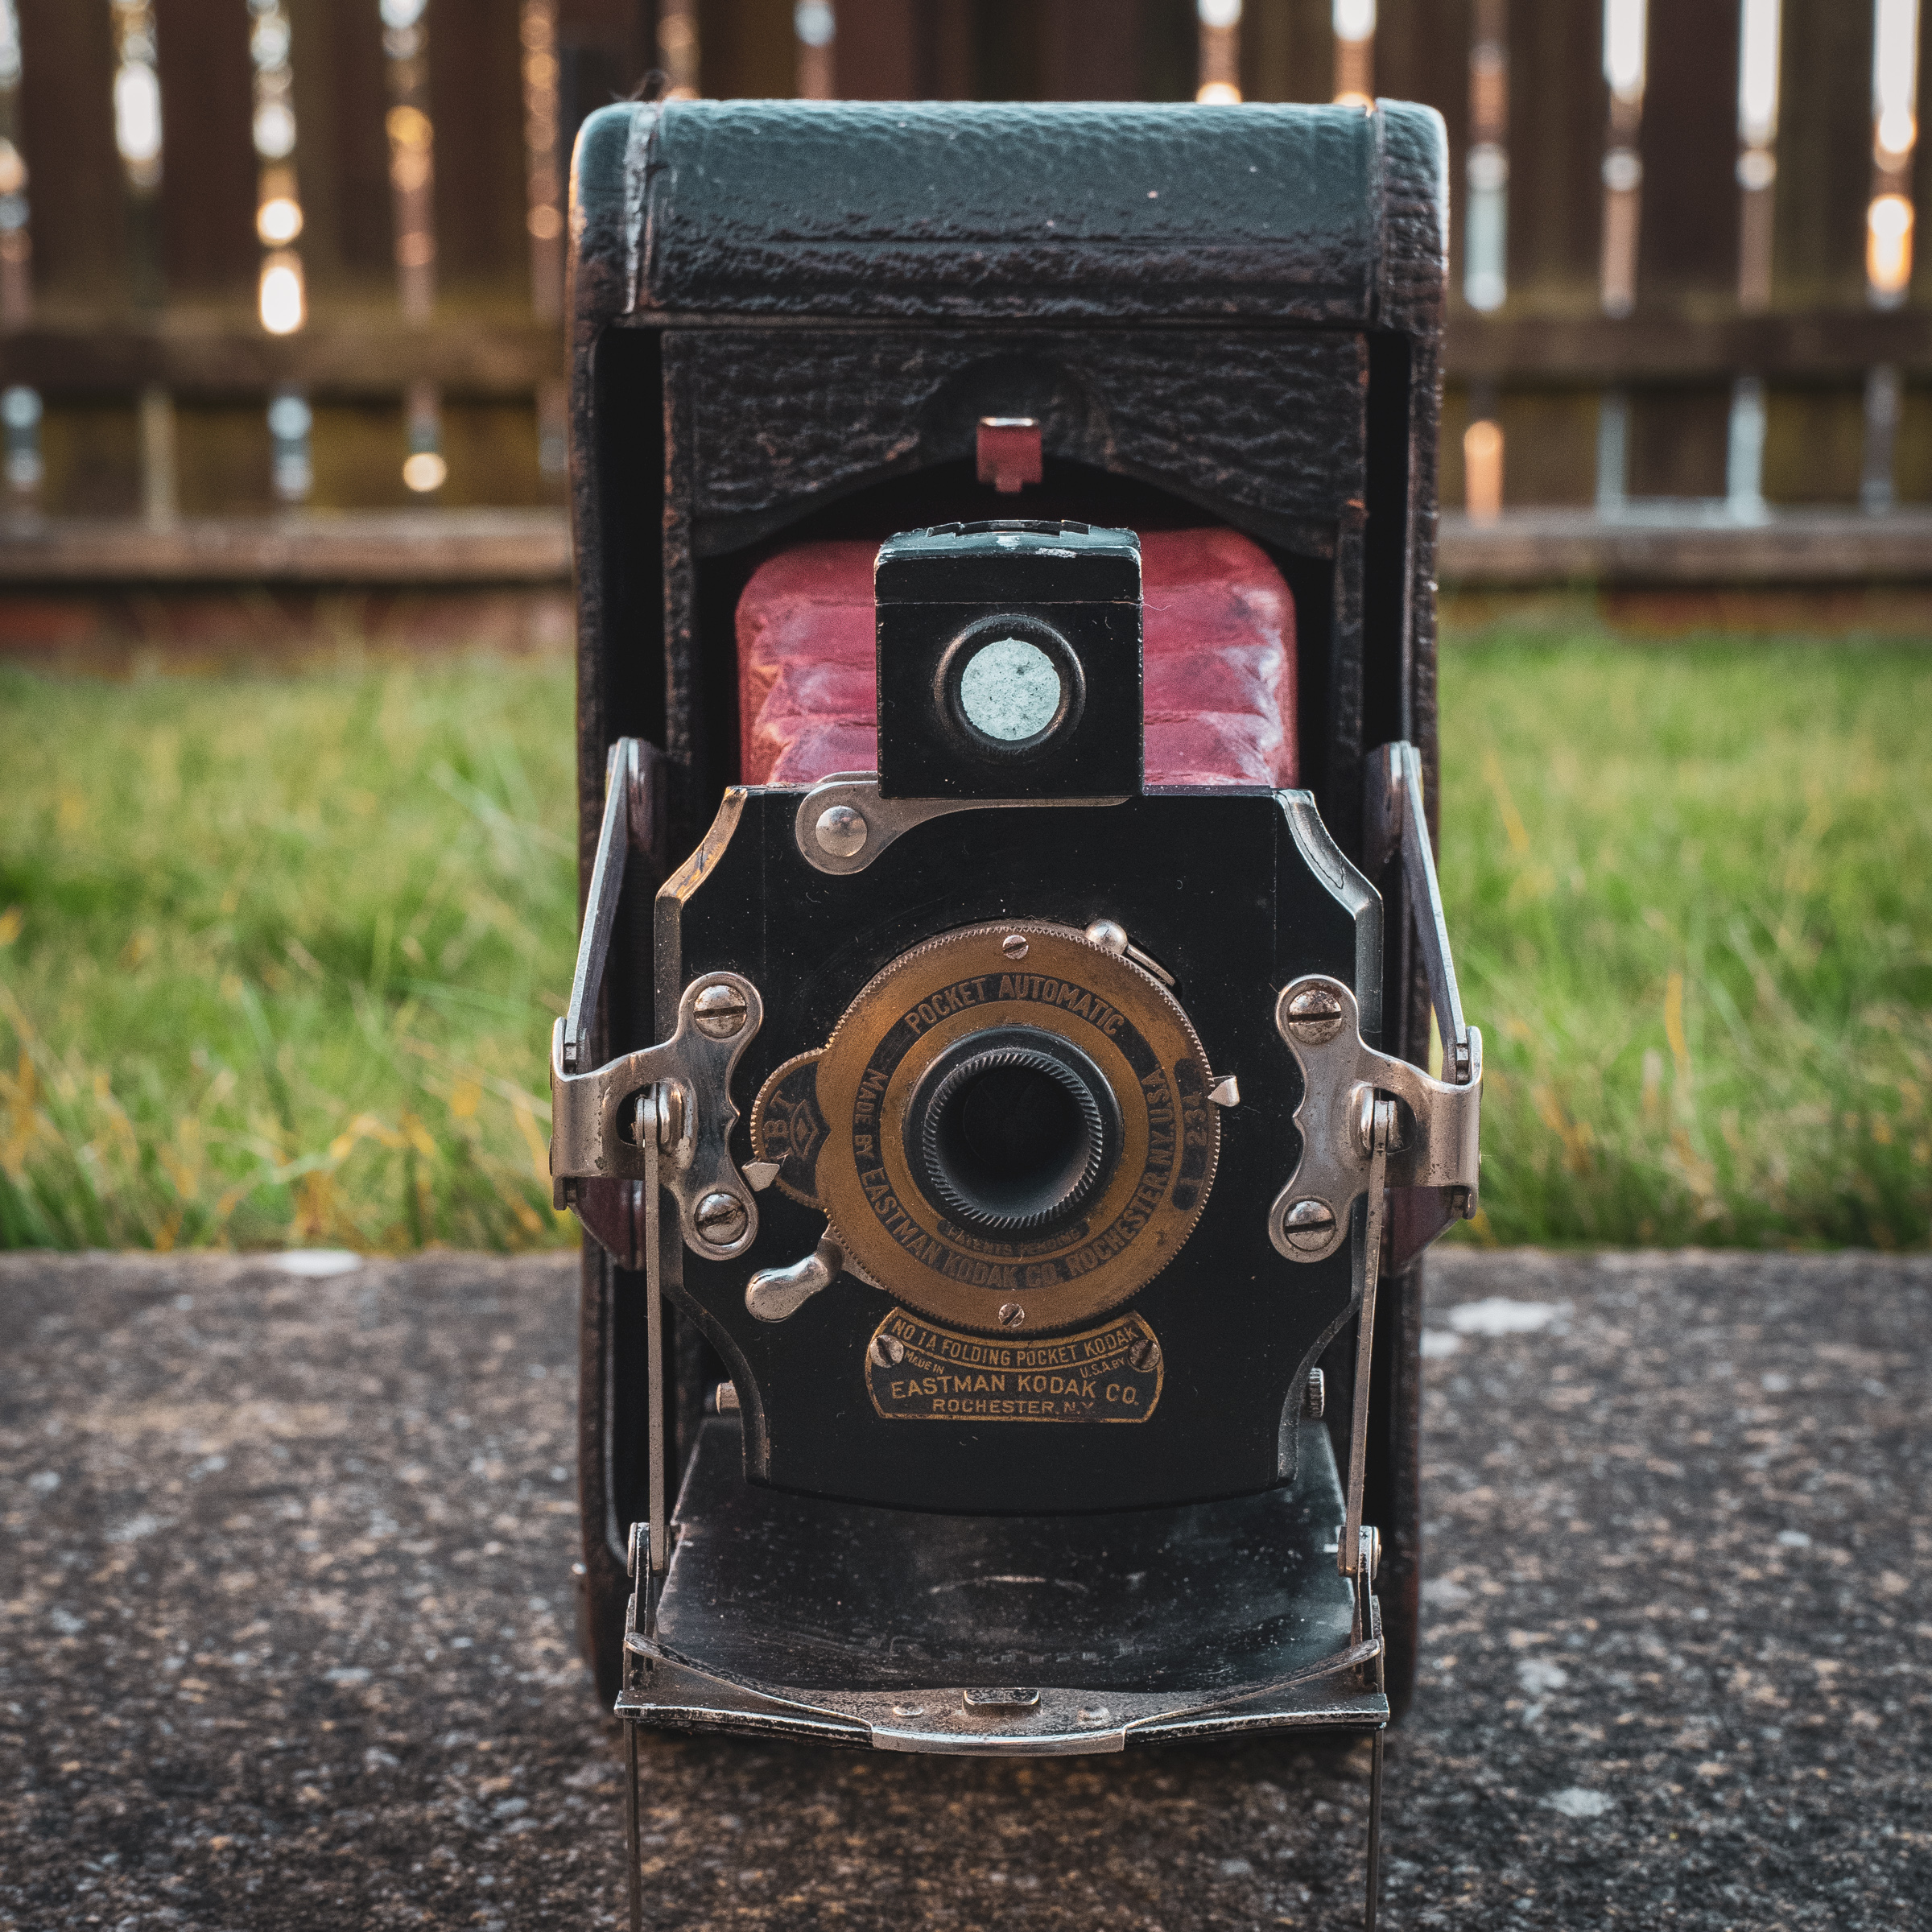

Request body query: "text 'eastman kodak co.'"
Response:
[866, 1307, 1163, 1423]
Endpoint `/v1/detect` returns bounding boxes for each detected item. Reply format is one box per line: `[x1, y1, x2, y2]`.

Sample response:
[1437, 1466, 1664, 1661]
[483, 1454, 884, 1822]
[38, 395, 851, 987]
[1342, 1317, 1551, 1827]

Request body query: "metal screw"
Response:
[1281, 1198, 1337, 1253]
[998, 1302, 1026, 1327]
[1285, 984, 1347, 1044]
[1129, 1335, 1160, 1373]
[694, 1191, 749, 1247]
[1304, 1365, 1326, 1419]
[869, 1333, 905, 1367]
[1001, 934, 1029, 960]
[815, 802, 868, 859]
[691, 981, 749, 1038]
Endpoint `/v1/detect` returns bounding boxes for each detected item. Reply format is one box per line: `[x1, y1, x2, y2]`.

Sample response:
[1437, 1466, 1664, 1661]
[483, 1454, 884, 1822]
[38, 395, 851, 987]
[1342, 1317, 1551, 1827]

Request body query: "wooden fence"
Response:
[0, 0, 1926, 533]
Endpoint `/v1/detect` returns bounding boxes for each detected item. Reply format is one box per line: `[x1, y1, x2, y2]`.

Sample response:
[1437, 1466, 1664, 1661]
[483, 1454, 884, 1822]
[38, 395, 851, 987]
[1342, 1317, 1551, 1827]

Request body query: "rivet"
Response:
[1282, 1198, 1337, 1253]
[998, 1302, 1026, 1327]
[815, 802, 868, 859]
[694, 1191, 749, 1246]
[691, 981, 749, 1038]
[1285, 984, 1348, 1044]
[1001, 933, 1030, 960]
[1352, 1084, 1378, 1156]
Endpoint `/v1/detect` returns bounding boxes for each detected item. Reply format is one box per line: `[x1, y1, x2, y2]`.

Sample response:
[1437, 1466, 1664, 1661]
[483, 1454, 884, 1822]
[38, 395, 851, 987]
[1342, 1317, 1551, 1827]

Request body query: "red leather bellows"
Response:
[737, 526, 1297, 790]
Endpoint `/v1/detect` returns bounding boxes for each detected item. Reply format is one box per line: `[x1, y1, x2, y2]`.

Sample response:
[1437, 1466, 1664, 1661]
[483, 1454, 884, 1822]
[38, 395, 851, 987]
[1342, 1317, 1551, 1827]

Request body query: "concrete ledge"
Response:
[1, 1245, 1923, 1929]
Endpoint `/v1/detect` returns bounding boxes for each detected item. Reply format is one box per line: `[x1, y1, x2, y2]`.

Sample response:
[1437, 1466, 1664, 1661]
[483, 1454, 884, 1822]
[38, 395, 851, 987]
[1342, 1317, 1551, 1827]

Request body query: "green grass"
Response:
[1, 637, 1927, 1253]
[1440, 634, 1930, 1249]
[0, 659, 579, 1252]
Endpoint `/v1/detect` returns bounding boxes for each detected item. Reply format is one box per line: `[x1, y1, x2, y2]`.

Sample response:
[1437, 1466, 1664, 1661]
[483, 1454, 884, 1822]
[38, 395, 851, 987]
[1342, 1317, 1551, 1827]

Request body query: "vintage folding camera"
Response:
[550, 95, 1475, 1930]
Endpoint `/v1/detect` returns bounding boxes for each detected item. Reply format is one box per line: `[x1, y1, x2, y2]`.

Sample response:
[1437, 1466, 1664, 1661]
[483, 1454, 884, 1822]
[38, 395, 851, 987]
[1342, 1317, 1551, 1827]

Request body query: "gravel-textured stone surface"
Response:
[2, 1248, 1926, 1930]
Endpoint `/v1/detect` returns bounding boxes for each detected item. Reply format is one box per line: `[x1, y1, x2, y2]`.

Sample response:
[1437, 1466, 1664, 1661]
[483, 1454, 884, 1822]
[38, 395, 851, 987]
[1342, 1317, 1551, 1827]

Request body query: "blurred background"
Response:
[0, 2, 1927, 1258]
[5, 2, 1932, 536]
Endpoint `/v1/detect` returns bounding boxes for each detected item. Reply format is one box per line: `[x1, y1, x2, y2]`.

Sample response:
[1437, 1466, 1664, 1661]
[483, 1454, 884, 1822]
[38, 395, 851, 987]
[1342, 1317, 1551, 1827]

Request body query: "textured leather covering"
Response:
[619, 99, 1444, 324]
[739, 528, 1297, 791]
[671, 328, 1366, 555]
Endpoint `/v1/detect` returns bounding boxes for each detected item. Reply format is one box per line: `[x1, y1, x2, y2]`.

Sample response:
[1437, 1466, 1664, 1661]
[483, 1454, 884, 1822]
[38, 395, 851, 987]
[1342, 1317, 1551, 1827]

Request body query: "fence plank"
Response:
[15, 0, 127, 308]
[1377, 0, 1472, 219]
[1629, 385, 1729, 497]
[1046, 0, 1163, 101]
[1447, 309, 1932, 382]
[428, 0, 530, 301]
[1244, 0, 1341, 105]
[1505, 0, 1604, 309]
[290, 0, 396, 295]
[0, 508, 571, 581]
[155, 0, 258, 299]
[2, 0, 1926, 525]
[832, 0, 923, 97]
[1765, 382, 1868, 504]
[1637, 0, 1740, 303]
[1437, 502, 1932, 583]
[3, 319, 558, 399]
[1774, 0, 1871, 305]
[1918, 6, 1932, 305]
[556, 0, 654, 92]
[702, 0, 795, 101]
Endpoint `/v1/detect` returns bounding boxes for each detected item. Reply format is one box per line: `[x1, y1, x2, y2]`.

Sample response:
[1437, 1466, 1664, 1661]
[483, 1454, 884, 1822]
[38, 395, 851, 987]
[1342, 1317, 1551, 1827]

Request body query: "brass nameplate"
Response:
[866, 1307, 1162, 1424]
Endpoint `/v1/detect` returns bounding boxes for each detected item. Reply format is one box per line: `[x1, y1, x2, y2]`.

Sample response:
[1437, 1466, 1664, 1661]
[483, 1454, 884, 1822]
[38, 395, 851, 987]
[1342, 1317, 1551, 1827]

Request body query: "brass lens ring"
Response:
[770, 919, 1219, 1335]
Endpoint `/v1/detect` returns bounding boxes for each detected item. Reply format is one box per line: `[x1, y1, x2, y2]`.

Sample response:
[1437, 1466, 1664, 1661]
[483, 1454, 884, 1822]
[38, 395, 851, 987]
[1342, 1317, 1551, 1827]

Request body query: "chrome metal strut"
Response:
[548, 737, 770, 1269]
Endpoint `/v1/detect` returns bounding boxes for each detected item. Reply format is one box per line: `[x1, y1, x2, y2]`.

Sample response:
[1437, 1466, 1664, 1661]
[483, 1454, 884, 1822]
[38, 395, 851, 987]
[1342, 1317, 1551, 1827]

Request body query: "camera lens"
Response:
[906, 1027, 1121, 1236]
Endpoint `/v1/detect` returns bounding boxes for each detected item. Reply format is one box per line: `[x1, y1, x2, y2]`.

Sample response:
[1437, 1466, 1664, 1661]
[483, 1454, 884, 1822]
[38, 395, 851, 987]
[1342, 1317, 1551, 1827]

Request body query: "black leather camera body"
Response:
[551, 97, 1474, 1927]
[647, 516, 1384, 1520]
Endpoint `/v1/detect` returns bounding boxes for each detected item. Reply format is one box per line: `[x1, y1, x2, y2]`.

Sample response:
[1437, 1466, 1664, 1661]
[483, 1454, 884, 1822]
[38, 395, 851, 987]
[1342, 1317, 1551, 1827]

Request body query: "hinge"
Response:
[550, 737, 766, 1266]
[1269, 975, 1481, 1265]
[1270, 740, 1483, 1272]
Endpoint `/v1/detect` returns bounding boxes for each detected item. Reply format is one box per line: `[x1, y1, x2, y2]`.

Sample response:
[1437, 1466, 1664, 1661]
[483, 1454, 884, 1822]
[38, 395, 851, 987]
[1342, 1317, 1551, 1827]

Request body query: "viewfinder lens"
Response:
[958, 636, 1063, 742]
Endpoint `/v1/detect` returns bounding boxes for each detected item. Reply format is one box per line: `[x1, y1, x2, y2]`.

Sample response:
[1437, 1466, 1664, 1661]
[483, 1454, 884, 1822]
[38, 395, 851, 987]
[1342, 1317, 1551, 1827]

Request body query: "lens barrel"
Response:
[906, 1026, 1122, 1236]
